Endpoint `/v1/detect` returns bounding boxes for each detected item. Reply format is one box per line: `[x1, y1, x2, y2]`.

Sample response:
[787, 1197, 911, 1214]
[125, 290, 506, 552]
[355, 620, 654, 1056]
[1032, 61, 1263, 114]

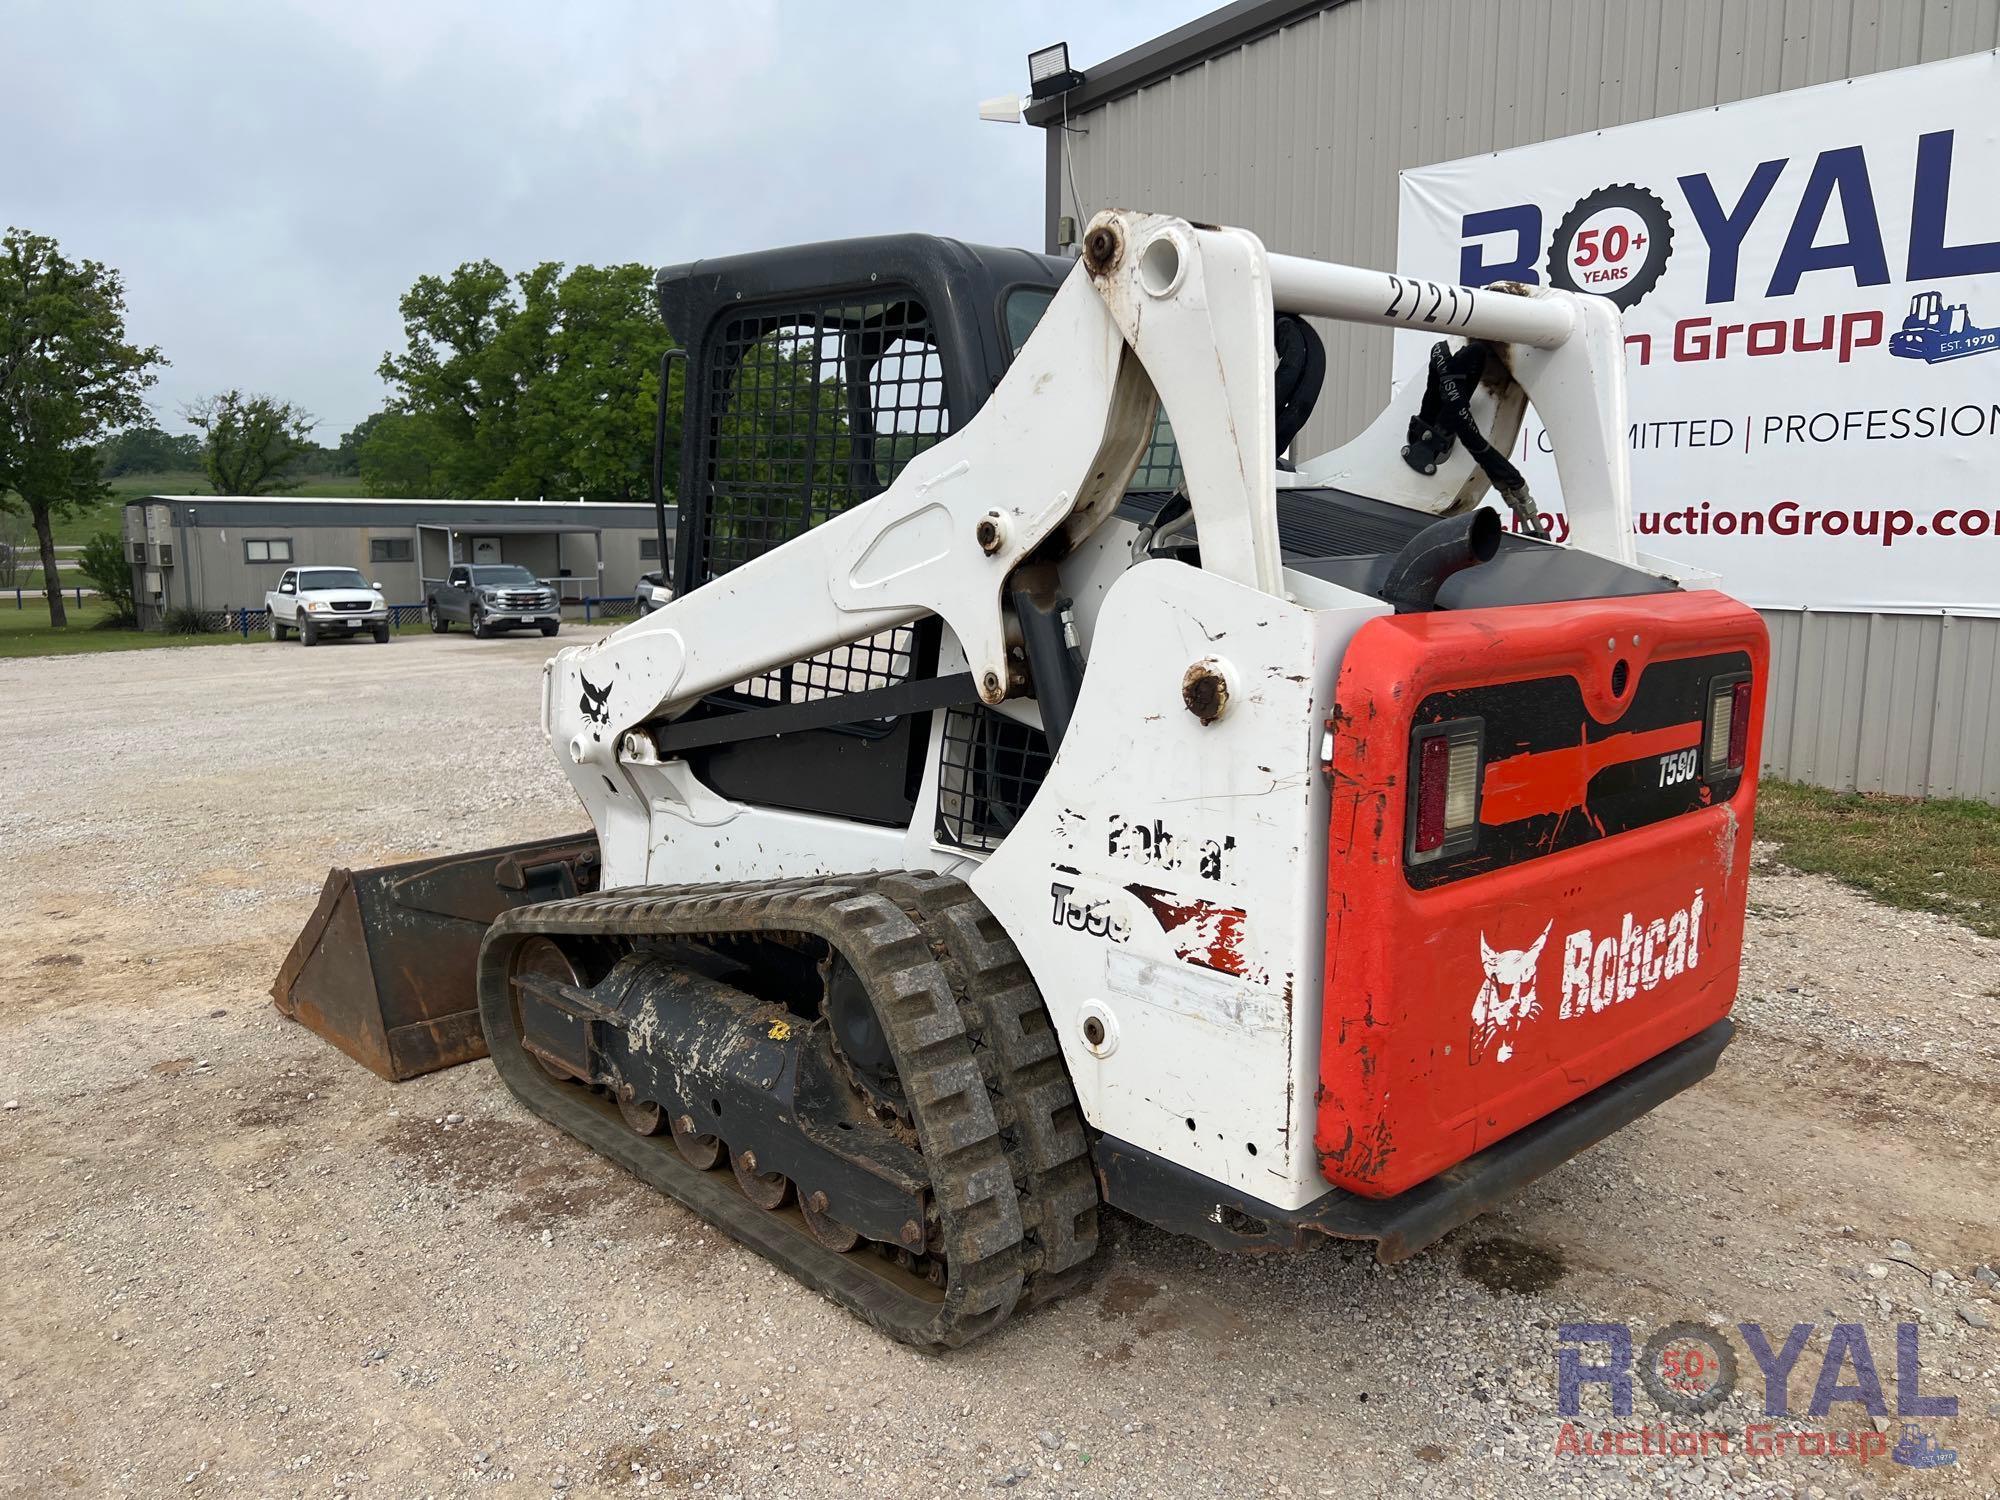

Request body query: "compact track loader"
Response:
[276, 211, 1766, 1347]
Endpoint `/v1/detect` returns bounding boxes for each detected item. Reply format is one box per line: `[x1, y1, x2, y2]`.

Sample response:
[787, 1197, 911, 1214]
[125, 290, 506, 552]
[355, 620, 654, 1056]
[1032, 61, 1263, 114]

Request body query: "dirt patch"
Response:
[1094, 1272, 1161, 1321]
[378, 1111, 646, 1229]
[1092, 1270, 1243, 1349]
[31, 952, 82, 967]
[1458, 1235, 1568, 1296]
[595, 1439, 695, 1490]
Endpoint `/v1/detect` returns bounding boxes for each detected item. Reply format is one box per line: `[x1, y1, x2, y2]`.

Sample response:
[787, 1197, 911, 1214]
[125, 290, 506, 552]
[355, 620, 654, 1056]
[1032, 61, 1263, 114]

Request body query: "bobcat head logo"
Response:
[1472, 921, 1552, 1063]
[578, 672, 613, 726]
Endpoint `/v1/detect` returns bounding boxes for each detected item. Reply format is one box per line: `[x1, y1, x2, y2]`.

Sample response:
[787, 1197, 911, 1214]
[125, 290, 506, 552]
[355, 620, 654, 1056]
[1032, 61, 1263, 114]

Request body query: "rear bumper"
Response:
[1094, 1016, 1732, 1261]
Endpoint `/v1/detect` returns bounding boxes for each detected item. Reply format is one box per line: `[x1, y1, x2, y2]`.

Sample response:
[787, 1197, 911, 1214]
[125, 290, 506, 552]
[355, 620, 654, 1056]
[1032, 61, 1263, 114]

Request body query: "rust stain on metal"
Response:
[1181, 659, 1229, 724]
[1083, 223, 1123, 276]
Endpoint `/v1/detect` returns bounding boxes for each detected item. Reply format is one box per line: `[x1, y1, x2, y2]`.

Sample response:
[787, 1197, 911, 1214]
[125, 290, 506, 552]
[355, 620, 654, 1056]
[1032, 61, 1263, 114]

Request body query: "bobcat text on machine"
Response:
[275, 210, 1767, 1348]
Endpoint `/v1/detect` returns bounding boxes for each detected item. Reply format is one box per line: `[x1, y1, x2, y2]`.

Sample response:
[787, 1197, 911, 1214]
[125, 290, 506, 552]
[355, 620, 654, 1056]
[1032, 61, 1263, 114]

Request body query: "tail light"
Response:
[1705, 673, 1753, 779]
[1408, 718, 1483, 864]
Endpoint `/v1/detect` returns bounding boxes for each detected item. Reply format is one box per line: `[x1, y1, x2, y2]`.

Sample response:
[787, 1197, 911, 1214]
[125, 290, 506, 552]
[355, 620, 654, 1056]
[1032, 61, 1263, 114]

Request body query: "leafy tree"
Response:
[185, 389, 317, 494]
[378, 259, 676, 503]
[330, 412, 390, 476]
[356, 409, 447, 496]
[99, 423, 202, 476]
[79, 528, 135, 623]
[0, 228, 164, 626]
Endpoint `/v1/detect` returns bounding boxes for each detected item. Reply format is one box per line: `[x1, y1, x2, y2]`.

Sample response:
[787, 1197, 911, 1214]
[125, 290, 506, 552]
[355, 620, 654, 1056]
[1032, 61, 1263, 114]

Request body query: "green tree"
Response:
[79, 528, 135, 623]
[331, 412, 390, 476]
[518, 263, 680, 503]
[99, 423, 202, 476]
[356, 409, 447, 496]
[378, 259, 675, 503]
[185, 390, 317, 494]
[0, 229, 164, 625]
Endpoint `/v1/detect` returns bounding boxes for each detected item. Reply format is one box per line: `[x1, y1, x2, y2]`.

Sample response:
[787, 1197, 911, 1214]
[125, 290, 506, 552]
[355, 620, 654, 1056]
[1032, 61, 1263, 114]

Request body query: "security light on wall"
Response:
[1028, 42, 1085, 101]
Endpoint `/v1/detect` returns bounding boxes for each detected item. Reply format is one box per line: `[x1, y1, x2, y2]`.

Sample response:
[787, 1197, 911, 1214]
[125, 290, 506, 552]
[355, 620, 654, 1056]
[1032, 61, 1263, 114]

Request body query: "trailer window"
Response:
[369, 537, 412, 563]
[245, 537, 293, 563]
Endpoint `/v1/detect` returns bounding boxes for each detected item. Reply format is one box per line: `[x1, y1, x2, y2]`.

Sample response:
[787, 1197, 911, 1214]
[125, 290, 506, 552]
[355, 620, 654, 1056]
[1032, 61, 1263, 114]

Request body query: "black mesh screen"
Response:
[695, 293, 947, 706]
[696, 293, 947, 581]
[1128, 404, 1183, 493]
[730, 625, 917, 719]
[936, 706, 1053, 849]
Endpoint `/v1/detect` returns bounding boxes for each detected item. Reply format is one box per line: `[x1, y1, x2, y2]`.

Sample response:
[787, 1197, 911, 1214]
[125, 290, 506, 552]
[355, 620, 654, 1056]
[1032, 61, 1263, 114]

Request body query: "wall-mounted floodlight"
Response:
[979, 94, 1023, 123]
[1028, 42, 1085, 101]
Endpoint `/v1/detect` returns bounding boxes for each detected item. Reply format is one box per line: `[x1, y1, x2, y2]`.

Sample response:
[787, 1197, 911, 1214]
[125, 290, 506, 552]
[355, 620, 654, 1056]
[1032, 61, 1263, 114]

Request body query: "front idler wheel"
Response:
[511, 935, 584, 1082]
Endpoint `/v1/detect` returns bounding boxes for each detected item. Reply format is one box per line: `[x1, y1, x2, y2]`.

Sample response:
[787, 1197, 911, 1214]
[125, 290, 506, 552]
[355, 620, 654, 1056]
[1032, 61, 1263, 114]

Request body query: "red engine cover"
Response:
[1318, 589, 1767, 1198]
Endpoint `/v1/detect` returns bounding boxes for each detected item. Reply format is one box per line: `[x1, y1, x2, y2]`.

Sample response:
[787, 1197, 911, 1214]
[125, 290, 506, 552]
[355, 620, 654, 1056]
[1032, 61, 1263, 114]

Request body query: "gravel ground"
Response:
[1, 632, 1995, 1499]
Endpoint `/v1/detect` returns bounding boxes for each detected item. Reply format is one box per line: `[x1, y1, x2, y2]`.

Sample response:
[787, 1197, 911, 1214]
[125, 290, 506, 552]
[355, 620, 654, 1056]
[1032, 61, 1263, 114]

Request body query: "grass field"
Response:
[0, 598, 244, 656]
[0, 597, 431, 657]
[1755, 779, 2000, 940]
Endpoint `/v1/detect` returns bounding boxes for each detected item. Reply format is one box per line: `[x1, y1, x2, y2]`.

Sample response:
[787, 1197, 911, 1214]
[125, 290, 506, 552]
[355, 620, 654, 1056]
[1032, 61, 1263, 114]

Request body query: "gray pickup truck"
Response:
[425, 564, 561, 639]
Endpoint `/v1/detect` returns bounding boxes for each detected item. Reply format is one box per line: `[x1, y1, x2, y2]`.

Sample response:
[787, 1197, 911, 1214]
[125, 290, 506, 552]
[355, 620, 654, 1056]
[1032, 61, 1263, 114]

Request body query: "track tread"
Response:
[871, 871, 1101, 1307]
[477, 875, 1029, 1348]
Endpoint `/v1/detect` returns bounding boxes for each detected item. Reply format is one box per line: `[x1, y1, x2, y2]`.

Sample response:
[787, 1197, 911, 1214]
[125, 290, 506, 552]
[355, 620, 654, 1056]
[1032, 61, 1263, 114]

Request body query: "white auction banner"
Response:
[1395, 52, 2000, 615]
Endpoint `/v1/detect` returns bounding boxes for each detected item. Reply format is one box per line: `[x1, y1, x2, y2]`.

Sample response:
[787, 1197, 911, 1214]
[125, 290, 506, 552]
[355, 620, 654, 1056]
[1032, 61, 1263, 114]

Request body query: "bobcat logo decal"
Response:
[578, 672, 613, 726]
[1472, 921, 1551, 1064]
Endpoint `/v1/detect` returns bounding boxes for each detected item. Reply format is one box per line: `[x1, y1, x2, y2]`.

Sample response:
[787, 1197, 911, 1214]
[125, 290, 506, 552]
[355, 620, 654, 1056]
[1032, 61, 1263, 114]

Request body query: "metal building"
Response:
[123, 496, 675, 630]
[1028, 0, 2000, 803]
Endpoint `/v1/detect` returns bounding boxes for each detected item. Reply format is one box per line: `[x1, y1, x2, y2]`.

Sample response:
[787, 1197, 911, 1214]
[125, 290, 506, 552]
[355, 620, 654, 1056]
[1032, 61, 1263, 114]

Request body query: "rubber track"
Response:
[871, 872, 1101, 1306]
[477, 878, 1025, 1349]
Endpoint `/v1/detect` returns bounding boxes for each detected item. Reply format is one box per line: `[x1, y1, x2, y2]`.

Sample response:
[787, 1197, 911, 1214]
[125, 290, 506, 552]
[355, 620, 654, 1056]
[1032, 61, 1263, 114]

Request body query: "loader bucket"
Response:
[271, 832, 598, 1080]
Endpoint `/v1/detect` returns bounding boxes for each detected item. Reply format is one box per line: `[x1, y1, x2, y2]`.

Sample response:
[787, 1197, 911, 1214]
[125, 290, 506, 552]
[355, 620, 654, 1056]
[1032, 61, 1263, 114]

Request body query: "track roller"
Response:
[671, 1112, 723, 1169]
[731, 1149, 790, 1209]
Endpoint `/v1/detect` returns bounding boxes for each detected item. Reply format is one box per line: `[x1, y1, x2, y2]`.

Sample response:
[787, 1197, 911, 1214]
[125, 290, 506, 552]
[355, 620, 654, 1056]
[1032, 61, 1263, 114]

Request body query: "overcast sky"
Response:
[4, 1, 1208, 442]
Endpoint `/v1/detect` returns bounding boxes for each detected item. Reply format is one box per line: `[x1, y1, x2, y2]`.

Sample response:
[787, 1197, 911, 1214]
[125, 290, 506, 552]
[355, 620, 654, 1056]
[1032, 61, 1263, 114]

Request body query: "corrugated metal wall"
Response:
[1761, 609, 2000, 801]
[1056, 0, 2000, 802]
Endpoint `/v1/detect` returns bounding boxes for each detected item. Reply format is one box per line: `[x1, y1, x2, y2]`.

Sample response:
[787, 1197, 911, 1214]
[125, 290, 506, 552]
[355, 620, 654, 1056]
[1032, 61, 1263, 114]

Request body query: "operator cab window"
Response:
[1001, 285, 1182, 494]
[704, 295, 949, 581]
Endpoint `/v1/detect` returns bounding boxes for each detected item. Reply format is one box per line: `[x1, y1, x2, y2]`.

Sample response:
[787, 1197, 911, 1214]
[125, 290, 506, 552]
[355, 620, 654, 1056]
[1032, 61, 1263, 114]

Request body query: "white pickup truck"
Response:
[265, 566, 391, 646]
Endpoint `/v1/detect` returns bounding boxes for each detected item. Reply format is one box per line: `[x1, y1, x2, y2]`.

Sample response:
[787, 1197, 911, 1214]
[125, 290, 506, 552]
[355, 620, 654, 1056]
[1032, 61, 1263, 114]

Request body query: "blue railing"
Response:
[10, 585, 89, 609]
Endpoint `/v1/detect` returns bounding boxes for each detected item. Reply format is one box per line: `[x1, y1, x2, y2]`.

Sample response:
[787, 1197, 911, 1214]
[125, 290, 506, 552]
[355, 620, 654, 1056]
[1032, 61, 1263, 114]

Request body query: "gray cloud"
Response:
[4, 0, 1201, 440]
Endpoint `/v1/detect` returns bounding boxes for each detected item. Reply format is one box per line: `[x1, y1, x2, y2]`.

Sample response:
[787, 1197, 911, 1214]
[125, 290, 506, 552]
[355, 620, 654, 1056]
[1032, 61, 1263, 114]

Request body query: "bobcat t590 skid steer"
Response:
[275, 210, 1766, 1348]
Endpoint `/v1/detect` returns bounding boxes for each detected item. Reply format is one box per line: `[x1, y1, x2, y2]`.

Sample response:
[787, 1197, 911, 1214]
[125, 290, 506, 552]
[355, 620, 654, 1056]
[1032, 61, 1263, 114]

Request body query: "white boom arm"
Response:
[545, 211, 1637, 871]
